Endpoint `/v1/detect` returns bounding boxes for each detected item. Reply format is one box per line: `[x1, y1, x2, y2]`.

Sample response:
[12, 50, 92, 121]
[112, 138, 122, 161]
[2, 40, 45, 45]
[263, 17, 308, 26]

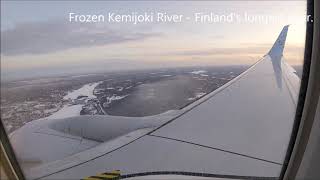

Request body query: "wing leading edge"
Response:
[12, 26, 300, 179]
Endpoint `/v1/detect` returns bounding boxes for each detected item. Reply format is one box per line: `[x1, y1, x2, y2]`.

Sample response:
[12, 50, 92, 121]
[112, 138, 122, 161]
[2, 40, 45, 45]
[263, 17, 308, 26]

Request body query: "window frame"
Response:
[0, 0, 317, 179]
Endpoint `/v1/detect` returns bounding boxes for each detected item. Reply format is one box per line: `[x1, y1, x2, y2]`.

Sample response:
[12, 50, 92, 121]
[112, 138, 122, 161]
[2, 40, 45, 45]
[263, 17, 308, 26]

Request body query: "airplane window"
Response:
[1, 1, 308, 179]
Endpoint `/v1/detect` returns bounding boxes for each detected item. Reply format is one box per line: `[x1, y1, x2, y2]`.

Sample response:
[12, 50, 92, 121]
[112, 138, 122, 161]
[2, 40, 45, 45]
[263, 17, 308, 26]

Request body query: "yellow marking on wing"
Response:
[82, 170, 121, 180]
[82, 177, 102, 180]
[96, 174, 118, 178]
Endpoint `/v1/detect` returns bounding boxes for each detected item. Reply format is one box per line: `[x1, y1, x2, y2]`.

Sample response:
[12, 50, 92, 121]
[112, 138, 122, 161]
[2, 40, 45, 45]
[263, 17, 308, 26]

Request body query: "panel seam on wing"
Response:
[148, 134, 283, 166]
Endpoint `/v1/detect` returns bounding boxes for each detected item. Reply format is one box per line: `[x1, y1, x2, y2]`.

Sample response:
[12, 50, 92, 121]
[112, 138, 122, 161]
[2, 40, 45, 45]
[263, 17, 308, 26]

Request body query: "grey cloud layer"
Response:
[1, 21, 160, 56]
[171, 45, 303, 56]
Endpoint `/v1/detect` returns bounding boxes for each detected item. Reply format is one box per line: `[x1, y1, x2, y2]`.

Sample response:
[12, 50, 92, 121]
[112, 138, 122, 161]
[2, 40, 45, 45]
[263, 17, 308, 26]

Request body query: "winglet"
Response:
[268, 25, 289, 60]
[268, 25, 289, 89]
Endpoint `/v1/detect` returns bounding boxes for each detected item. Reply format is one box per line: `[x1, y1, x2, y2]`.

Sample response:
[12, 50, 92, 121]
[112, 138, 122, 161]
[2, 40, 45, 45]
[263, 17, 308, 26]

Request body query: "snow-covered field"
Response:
[63, 81, 102, 100]
[103, 95, 129, 107]
[190, 70, 207, 75]
[46, 105, 83, 119]
[50, 81, 103, 119]
[187, 92, 207, 101]
[161, 74, 172, 77]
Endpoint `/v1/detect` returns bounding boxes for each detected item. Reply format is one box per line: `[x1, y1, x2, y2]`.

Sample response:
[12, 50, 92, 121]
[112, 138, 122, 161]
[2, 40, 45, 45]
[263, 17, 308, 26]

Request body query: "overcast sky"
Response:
[1, 1, 307, 80]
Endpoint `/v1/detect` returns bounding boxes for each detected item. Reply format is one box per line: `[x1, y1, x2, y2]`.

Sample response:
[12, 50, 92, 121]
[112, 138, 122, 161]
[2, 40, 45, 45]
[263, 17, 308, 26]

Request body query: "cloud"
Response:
[171, 46, 268, 56]
[1, 20, 161, 56]
[170, 44, 304, 57]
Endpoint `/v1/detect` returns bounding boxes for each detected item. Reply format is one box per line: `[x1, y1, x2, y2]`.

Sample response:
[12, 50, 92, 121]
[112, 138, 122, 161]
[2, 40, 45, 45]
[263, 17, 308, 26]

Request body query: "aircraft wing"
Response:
[10, 26, 300, 179]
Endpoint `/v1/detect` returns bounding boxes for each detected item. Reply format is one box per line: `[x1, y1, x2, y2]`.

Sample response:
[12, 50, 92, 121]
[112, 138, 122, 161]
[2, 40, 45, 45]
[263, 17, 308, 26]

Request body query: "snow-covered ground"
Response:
[190, 70, 209, 79]
[46, 105, 83, 119]
[103, 95, 129, 107]
[49, 81, 103, 119]
[63, 81, 102, 100]
[161, 74, 172, 77]
[187, 92, 206, 101]
[190, 70, 207, 75]
[117, 87, 124, 91]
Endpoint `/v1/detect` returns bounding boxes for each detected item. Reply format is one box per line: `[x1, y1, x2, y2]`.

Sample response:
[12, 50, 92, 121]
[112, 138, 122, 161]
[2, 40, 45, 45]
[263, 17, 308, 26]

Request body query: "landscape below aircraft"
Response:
[9, 25, 300, 179]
